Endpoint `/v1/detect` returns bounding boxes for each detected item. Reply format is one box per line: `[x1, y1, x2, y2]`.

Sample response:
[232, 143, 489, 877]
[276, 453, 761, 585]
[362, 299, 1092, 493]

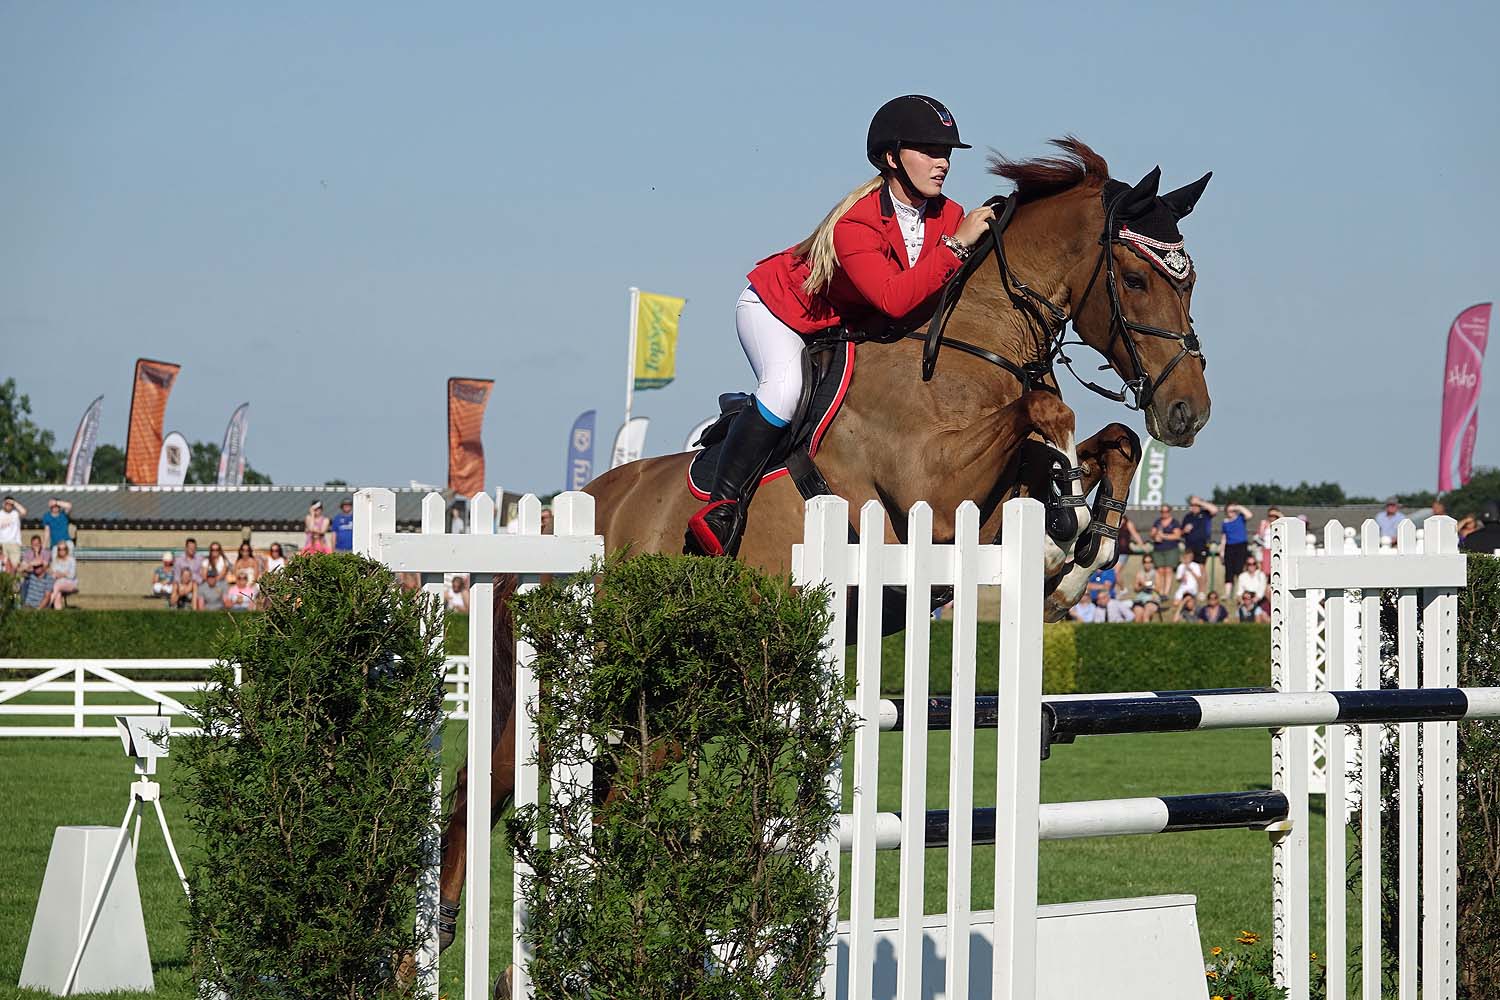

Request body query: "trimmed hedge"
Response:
[0, 609, 471, 658]
[1, 606, 1270, 697]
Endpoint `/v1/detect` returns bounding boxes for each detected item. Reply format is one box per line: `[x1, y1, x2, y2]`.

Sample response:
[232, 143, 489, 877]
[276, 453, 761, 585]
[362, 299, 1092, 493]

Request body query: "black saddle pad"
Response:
[687, 341, 855, 499]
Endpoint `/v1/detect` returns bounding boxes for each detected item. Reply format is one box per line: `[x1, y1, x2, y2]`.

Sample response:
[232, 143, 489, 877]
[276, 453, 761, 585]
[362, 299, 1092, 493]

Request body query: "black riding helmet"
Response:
[866, 95, 971, 170]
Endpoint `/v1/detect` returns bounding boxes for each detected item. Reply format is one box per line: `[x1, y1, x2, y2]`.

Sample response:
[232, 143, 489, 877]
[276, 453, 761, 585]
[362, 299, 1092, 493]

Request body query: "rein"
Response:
[913, 190, 1205, 411]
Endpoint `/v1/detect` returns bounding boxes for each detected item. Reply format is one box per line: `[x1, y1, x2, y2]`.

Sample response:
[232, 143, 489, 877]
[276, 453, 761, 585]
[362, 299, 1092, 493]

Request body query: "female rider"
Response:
[688, 95, 996, 556]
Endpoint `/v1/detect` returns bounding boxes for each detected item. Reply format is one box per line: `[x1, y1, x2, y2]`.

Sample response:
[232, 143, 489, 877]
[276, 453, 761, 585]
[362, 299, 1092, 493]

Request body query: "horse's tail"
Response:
[491, 572, 519, 736]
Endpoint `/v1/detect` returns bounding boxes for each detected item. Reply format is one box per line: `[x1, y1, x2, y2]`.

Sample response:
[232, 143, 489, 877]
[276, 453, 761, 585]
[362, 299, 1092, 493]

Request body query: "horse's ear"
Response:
[1115, 166, 1161, 218]
[1161, 171, 1213, 221]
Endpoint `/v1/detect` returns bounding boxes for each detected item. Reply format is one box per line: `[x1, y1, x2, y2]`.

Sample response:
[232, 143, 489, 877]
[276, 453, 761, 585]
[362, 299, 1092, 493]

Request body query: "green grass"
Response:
[2, 718, 1358, 999]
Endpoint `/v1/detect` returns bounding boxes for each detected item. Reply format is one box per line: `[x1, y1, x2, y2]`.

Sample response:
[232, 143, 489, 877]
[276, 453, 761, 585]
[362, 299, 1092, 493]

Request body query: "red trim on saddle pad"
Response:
[685, 341, 855, 501]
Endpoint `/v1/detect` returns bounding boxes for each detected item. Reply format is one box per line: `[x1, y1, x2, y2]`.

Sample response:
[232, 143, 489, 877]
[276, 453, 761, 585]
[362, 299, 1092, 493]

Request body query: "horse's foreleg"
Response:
[436, 708, 518, 953]
[1044, 422, 1141, 620]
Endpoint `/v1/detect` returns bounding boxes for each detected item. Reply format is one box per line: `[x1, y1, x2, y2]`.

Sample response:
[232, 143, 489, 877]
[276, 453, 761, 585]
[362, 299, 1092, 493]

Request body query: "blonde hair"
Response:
[792, 176, 883, 296]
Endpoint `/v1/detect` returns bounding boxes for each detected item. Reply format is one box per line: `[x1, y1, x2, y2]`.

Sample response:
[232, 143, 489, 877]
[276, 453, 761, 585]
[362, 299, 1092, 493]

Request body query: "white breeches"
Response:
[736, 285, 804, 426]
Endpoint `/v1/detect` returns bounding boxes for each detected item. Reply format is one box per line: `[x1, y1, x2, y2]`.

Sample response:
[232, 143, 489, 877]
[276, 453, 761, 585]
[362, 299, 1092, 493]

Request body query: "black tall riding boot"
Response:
[687, 401, 785, 556]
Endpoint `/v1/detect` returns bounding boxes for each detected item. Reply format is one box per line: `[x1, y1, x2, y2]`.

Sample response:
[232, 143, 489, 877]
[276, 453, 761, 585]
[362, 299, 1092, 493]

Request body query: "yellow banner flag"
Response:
[633, 290, 685, 390]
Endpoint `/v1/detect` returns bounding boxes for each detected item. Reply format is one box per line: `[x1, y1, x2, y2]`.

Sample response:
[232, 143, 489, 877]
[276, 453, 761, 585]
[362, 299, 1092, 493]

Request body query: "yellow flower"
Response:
[1205, 969, 1219, 979]
[1210, 946, 1222, 955]
[1311, 951, 1319, 960]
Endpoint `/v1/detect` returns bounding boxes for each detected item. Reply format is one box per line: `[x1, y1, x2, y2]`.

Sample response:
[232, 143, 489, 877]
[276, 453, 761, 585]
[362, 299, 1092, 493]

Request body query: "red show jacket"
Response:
[747, 184, 966, 335]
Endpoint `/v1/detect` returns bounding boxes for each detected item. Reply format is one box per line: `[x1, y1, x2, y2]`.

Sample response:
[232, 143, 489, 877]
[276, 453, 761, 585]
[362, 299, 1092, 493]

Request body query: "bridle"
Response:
[911, 188, 1205, 412]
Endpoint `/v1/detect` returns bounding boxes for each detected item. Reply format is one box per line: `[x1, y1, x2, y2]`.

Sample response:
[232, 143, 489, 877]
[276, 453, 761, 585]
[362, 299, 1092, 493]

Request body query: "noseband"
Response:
[913, 189, 1205, 412]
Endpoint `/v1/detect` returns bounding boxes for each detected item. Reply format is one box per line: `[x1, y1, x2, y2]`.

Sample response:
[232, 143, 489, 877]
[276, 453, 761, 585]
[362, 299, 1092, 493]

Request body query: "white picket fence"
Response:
[353, 490, 1479, 1000]
[0, 657, 475, 737]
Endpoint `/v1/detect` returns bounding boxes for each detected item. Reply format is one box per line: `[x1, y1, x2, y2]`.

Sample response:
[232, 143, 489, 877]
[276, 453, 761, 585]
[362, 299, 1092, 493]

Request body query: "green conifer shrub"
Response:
[508, 553, 855, 999]
[177, 552, 446, 999]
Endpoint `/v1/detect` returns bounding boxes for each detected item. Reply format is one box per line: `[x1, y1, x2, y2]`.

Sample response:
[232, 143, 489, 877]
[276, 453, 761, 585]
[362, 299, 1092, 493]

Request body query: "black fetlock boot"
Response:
[687, 401, 785, 556]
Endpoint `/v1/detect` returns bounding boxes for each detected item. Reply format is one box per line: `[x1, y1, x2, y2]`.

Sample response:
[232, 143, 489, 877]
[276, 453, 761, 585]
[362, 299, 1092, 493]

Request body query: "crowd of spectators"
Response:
[1074, 496, 1283, 624]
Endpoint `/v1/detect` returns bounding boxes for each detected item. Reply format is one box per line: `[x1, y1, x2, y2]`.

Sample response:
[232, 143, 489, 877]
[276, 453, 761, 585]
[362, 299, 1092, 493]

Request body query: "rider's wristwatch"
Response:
[941, 234, 971, 261]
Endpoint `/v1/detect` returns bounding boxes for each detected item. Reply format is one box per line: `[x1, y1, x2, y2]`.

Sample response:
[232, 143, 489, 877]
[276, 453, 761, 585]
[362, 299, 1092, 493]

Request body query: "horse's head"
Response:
[1067, 164, 1213, 446]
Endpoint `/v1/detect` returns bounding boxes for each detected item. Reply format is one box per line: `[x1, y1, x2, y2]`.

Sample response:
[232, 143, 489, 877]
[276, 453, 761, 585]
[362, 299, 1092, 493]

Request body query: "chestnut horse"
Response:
[435, 139, 1213, 951]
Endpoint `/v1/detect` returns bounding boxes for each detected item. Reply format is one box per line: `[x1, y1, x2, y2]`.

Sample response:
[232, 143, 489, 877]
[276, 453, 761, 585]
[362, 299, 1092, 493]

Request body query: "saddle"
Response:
[687, 340, 855, 502]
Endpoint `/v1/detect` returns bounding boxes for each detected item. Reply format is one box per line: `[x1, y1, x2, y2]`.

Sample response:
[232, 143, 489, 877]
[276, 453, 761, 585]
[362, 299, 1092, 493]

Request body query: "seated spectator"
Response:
[1197, 590, 1229, 623]
[196, 566, 229, 611]
[44, 542, 78, 609]
[179, 537, 204, 583]
[152, 553, 176, 598]
[18, 560, 53, 609]
[1105, 591, 1135, 622]
[170, 567, 197, 610]
[1085, 566, 1116, 602]
[1236, 590, 1259, 622]
[204, 541, 232, 581]
[19, 534, 50, 572]
[1173, 549, 1203, 601]
[263, 542, 288, 575]
[1070, 593, 1107, 623]
[446, 575, 469, 613]
[42, 497, 73, 552]
[1235, 559, 1268, 601]
[1171, 592, 1200, 623]
[233, 541, 259, 582]
[225, 570, 259, 611]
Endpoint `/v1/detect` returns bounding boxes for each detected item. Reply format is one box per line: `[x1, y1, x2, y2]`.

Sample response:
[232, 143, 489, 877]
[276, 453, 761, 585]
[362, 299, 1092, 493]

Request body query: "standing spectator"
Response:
[446, 575, 469, 613]
[225, 570, 259, 611]
[449, 502, 466, 535]
[1236, 590, 1260, 622]
[170, 567, 197, 610]
[1149, 504, 1182, 596]
[1119, 515, 1145, 555]
[262, 542, 288, 574]
[19, 535, 50, 572]
[151, 553, 176, 599]
[44, 542, 78, 609]
[331, 498, 355, 552]
[196, 566, 229, 611]
[1174, 549, 1203, 602]
[1180, 495, 1219, 564]
[204, 542, 232, 581]
[19, 560, 53, 609]
[1197, 590, 1229, 623]
[41, 498, 73, 552]
[1219, 502, 1253, 588]
[180, 538, 205, 583]
[1376, 497, 1408, 542]
[0, 496, 26, 572]
[1255, 506, 1282, 575]
[1235, 558, 1268, 602]
[1171, 593, 1200, 622]
[302, 501, 332, 554]
[233, 541, 259, 582]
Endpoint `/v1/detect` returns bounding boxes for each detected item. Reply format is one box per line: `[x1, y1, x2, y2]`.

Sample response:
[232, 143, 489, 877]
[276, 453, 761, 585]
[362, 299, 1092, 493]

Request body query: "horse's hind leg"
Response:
[1044, 422, 1141, 621]
[438, 575, 520, 953]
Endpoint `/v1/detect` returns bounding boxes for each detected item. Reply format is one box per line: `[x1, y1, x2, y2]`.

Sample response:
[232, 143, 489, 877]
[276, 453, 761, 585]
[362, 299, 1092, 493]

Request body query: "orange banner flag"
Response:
[124, 358, 182, 485]
[447, 377, 494, 497]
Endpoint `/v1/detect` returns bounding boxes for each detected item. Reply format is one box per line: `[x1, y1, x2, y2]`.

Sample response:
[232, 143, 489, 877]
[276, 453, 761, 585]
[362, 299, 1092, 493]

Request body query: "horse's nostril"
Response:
[1168, 400, 1192, 435]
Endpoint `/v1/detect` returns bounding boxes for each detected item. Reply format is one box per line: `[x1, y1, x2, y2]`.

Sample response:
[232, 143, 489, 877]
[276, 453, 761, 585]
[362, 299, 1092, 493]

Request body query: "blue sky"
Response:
[3, 1, 1497, 498]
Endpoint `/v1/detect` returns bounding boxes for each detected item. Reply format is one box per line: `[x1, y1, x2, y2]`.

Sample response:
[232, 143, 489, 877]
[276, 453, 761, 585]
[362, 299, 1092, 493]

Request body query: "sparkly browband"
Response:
[1119, 225, 1192, 282]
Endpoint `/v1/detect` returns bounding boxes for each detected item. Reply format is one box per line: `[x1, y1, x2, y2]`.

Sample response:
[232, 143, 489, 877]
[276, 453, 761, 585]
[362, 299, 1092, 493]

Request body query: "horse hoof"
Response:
[438, 895, 460, 952]
[493, 964, 514, 1000]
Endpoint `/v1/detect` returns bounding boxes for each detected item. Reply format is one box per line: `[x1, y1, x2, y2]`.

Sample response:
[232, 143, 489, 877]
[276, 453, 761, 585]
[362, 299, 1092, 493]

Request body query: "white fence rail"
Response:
[0, 657, 474, 737]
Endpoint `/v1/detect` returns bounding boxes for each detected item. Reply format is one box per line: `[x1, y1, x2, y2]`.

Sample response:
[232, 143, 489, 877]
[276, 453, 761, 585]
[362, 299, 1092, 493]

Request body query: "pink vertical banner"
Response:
[1439, 303, 1492, 491]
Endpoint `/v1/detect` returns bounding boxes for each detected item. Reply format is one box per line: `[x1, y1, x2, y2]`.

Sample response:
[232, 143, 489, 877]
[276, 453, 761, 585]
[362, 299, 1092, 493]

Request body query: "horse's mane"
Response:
[988, 137, 1109, 204]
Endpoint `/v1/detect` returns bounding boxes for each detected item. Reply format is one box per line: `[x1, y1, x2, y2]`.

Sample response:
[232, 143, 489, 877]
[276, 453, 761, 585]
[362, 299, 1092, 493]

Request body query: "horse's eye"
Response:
[1123, 271, 1148, 291]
